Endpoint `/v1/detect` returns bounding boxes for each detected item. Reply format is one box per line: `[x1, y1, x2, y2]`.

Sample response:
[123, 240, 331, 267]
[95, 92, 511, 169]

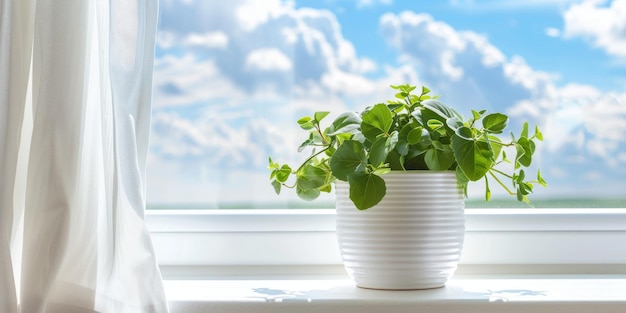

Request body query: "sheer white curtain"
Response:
[0, 0, 168, 312]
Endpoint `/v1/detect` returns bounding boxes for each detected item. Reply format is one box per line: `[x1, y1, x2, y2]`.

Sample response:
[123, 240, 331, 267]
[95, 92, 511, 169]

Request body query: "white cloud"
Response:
[151, 1, 626, 203]
[515, 84, 626, 167]
[563, 0, 626, 57]
[151, 109, 297, 167]
[156, 31, 229, 50]
[152, 54, 244, 108]
[378, 10, 626, 195]
[583, 170, 605, 181]
[379, 11, 552, 112]
[463, 32, 507, 66]
[236, 0, 293, 31]
[380, 12, 467, 82]
[184, 32, 229, 49]
[245, 48, 293, 71]
[357, 0, 393, 8]
[545, 27, 561, 37]
[155, 0, 402, 104]
[503, 56, 557, 98]
[449, 0, 581, 11]
[156, 31, 178, 50]
[580, 93, 626, 164]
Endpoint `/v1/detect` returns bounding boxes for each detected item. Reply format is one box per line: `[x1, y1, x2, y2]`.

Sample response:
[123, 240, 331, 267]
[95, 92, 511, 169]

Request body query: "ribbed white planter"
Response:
[335, 171, 465, 290]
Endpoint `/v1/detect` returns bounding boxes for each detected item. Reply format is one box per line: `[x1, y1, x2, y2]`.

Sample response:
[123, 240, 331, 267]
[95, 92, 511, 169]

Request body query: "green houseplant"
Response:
[269, 84, 546, 290]
[269, 84, 546, 210]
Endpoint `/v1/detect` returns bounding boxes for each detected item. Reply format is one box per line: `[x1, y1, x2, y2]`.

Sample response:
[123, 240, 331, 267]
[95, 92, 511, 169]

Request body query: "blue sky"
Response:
[148, 0, 626, 206]
[300, 0, 624, 90]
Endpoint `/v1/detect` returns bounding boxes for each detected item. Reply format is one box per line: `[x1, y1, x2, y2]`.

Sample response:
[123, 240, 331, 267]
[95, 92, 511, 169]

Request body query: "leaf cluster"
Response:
[269, 85, 547, 210]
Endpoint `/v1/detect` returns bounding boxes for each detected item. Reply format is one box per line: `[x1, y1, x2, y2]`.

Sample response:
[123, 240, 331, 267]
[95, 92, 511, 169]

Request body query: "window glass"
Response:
[148, 0, 626, 209]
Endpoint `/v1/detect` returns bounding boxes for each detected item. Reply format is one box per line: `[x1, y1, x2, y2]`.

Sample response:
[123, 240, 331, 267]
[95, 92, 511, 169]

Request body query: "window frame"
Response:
[147, 208, 626, 276]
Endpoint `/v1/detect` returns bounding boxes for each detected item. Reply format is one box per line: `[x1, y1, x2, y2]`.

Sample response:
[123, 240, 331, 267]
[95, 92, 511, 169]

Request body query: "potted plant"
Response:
[269, 84, 546, 290]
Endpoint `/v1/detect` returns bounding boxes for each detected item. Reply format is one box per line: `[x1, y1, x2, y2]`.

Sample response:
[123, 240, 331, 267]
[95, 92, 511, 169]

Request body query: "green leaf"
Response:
[297, 165, 327, 190]
[516, 169, 526, 184]
[516, 137, 535, 167]
[320, 184, 332, 193]
[327, 112, 362, 136]
[485, 175, 491, 202]
[515, 144, 525, 169]
[398, 122, 420, 153]
[352, 132, 366, 143]
[314, 111, 330, 123]
[502, 150, 510, 163]
[296, 185, 320, 201]
[472, 109, 482, 121]
[297, 135, 315, 152]
[297, 116, 314, 130]
[482, 113, 509, 134]
[271, 180, 281, 195]
[535, 125, 544, 141]
[488, 135, 503, 161]
[386, 150, 405, 170]
[407, 126, 423, 145]
[395, 92, 408, 99]
[427, 119, 444, 130]
[451, 127, 494, 181]
[454, 125, 473, 140]
[424, 146, 455, 171]
[373, 167, 391, 175]
[387, 103, 404, 112]
[419, 99, 463, 124]
[537, 169, 548, 187]
[521, 122, 529, 138]
[348, 173, 386, 210]
[431, 140, 444, 150]
[329, 140, 367, 181]
[369, 136, 388, 167]
[446, 117, 463, 132]
[268, 157, 278, 169]
[525, 182, 534, 194]
[361, 104, 393, 141]
[275, 164, 292, 183]
[415, 128, 432, 150]
[396, 142, 409, 156]
[421, 86, 430, 95]
[519, 181, 532, 196]
[325, 145, 336, 157]
[368, 131, 398, 167]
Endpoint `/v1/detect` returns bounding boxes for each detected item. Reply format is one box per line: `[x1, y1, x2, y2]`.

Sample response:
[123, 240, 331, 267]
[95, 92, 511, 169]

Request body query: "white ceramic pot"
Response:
[335, 171, 465, 290]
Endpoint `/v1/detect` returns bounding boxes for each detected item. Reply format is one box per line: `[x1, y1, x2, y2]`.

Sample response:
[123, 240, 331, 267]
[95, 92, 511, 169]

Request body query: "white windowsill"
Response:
[165, 274, 626, 313]
[151, 209, 626, 312]
[147, 209, 626, 269]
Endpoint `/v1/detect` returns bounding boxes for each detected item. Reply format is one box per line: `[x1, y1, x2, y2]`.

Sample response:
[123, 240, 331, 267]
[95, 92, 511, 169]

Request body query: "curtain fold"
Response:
[0, 0, 168, 312]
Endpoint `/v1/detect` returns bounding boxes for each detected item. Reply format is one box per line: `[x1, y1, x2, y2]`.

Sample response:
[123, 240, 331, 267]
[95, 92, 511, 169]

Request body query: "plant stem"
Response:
[295, 146, 330, 173]
[489, 140, 516, 147]
[491, 167, 513, 179]
[315, 125, 329, 146]
[489, 170, 515, 195]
